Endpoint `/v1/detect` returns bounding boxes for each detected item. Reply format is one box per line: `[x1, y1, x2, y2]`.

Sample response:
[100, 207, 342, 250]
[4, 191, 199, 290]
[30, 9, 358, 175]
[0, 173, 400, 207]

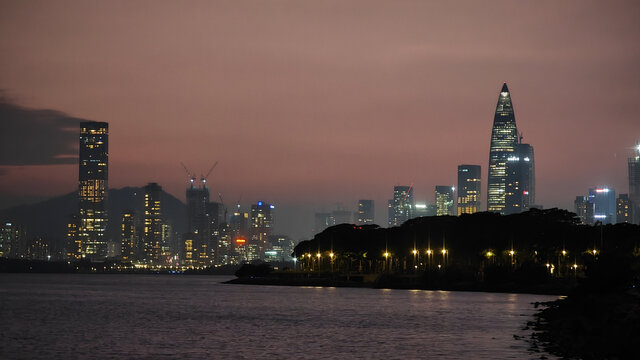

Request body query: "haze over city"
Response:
[1, 1, 639, 239]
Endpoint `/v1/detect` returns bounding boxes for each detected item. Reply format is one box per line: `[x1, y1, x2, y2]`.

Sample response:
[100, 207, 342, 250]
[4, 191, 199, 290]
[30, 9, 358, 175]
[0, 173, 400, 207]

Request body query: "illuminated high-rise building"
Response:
[457, 165, 481, 215]
[120, 211, 135, 261]
[1, 221, 26, 258]
[184, 178, 211, 264]
[143, 183, 163, 262]
[435, 186, 455, 216]
[388, 185, 414, 226]
[251, 201, 274, 261]
[505, 143, 535, 214]
[574, 196, 593, 225]
[616, 194, 631, 223]
[629, 142, 640, 224]
[78, 121, 109, 258]
[357, 200, 375, 224]
[589, 187, 616, 224]
[487, 83, 518, 214]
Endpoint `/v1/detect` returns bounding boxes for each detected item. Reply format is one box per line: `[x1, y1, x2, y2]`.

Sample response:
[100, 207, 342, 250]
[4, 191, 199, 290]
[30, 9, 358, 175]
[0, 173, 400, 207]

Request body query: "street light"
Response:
[329, 252, 334, 273]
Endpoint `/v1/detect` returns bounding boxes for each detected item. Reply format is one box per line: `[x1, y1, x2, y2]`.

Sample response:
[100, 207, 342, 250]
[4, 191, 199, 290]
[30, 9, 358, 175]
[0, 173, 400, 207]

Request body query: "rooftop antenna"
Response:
[518, 131, 524, 144]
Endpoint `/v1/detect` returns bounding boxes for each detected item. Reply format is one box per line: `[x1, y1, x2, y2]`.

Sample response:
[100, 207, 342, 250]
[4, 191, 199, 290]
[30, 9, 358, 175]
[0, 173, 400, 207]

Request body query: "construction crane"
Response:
[201, 161, 218, 186]
[180, 162, 196, 188]
[218, 192, 229, 222]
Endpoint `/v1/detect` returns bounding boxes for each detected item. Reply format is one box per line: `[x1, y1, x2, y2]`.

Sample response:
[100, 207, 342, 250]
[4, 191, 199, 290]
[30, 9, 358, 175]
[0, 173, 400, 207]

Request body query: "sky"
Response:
[1, 0, 639, 240]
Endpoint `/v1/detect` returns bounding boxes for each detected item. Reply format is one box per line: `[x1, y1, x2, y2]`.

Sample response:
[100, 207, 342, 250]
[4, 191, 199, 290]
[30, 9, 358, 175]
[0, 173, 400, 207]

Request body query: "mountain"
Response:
[0, 187, 187, 253]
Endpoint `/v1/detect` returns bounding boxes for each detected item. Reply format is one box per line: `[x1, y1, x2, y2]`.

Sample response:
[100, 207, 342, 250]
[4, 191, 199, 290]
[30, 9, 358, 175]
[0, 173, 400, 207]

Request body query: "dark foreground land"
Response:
[528, 256, 640, 360]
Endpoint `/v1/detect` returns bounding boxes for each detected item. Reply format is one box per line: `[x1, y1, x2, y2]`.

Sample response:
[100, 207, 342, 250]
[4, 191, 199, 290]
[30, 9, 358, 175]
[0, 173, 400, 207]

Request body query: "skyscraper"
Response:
[185, 178, 211, 264]
[435, 186, 455, 216]
[504, 143, 535, 214]
[357, 200, 375, 224]
[488, 83, 519, 214]
[616, 194, 631, 223]
[78, 121, 109, 258]
[388, 185, 414, 227]
[629, 142, 640, 224]
[574, 196, 593, 225]
[457, 165, 481, 215]
[121, 211, 135, 261]
[589, 187, 616, 224]
[143, 183, 163, 262]
[251, 201, 274, 261]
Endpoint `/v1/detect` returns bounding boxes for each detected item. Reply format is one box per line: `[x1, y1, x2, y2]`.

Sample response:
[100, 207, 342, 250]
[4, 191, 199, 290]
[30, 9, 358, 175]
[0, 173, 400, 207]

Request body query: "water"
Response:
[1, 274, 558, 359]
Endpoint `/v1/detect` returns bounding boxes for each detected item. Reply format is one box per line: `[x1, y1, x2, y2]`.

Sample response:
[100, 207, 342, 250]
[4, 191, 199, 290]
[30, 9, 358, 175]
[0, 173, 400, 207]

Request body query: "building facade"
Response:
[388, 185, 414, 226]
[487, 83, 519, 214]
[435, 186, 455, 216]
[143, 183, 163, 262]
[589, 187, 616, 224]
[504, 143, 535, 214]
[120, 211, 136, 261]
[357, 200, 375, 224]
[616, 194, 631, 223]
[457, 165, 481, 215]
[77, 121, 109, 259]
[250, 202, 274, 261]
[629, 142, 640, 224]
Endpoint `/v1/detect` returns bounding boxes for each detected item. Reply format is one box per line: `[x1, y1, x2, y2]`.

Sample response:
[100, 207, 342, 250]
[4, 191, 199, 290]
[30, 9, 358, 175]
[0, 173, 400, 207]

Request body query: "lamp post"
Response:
[384, 251, 390, 273]
[330, 252, 334, 273]
[412, 249, 418, 273]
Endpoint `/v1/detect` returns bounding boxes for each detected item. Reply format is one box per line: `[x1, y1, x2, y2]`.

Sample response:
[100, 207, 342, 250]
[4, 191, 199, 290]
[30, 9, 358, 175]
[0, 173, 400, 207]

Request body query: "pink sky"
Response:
[1, 1, 639, 239]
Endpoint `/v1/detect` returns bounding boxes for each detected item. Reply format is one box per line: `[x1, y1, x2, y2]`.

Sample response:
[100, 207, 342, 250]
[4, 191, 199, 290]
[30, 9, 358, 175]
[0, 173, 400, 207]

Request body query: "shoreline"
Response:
[224, 273, 573, 296]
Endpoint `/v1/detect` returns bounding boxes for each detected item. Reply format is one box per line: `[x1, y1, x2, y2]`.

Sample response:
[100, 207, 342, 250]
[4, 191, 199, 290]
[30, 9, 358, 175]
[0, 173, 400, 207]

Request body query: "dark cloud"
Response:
[0, 96, 87, 166]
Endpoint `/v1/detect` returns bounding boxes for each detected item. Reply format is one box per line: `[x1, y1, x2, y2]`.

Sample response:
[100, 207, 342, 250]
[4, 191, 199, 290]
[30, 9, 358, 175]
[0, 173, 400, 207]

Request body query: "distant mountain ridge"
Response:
[0, 187, 187, 252]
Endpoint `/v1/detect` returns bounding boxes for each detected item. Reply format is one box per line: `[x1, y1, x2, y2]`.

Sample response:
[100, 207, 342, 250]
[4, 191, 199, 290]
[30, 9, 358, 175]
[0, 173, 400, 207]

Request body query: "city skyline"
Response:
[1, 1, 639, 239]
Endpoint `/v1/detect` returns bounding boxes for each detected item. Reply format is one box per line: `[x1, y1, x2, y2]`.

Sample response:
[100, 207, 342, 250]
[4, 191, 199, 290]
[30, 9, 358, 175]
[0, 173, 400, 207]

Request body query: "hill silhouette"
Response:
[0, 187, 187, 254]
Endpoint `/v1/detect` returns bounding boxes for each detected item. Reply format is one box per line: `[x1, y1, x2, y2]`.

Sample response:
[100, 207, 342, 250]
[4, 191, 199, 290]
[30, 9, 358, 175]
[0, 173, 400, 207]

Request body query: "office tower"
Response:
[185, 179, 211, 264]
[357, 200, 375, 224]
[143, 183, 163, 262]
[574, 196, 593, 225]
[629, 142, 640, 224]
[66, 215, 81, 259]
[332, 210, 354, 224]
[267, 235, 296, 262]
[457, 165, 481, 215]
[616, 194, 631, 223]
[250, 202, 274, 261]
[388, 185, 414, 226]
[78, 121, 109, 258]
[435, 186, 455, 216]
[314, 213, 335, 234]
[207, 202, 225, 262]
[121, 211, 135, 261]
[27, 236, 49, 260]
[1, 221, 26, 258]
[488, 83, 519, 213]
[504, 144, 535, 214]
[589, 187, 616, 224]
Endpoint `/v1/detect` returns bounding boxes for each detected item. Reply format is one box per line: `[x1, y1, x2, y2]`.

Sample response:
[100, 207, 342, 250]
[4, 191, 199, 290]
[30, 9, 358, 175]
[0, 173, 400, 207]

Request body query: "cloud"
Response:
[0, 95, 91, 166]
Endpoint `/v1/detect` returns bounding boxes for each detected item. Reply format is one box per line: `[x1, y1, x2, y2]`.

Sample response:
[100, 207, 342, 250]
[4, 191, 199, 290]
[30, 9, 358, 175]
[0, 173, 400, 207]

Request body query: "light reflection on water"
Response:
[0, 274, 558, 359]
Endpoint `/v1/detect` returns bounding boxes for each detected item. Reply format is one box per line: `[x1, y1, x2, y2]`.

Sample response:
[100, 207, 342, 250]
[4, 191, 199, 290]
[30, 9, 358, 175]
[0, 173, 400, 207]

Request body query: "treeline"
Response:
[293, 209, 640, 283]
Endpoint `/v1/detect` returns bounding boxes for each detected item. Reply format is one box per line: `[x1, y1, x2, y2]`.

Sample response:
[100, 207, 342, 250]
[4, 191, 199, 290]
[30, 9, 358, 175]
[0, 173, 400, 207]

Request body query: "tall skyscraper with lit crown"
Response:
[487, 83, 518, 214]
[77, 121, 108, 258]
